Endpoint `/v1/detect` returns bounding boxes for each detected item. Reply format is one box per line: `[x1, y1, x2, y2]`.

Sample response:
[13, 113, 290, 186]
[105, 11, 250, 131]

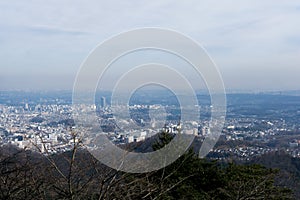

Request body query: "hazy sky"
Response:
[0, 0, 300, 91]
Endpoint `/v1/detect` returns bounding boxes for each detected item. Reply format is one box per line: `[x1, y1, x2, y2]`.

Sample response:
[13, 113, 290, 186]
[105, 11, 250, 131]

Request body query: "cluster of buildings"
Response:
[209, 145, 300, 161]
[206, 118, 300, 159]
[1, 98, 300, 160]
[0, 104, 75, 154]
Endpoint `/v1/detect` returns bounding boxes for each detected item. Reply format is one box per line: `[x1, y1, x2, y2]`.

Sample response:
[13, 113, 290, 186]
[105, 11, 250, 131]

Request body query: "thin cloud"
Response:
[27, 25, 91, 36]
[0, 0, 299, 90]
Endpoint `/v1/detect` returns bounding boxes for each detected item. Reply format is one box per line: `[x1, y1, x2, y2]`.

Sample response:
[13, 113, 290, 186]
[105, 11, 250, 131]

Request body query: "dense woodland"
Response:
[0, 132, 297, 199]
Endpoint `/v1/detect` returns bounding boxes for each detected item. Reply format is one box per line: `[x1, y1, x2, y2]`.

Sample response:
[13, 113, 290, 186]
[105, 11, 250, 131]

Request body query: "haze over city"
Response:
[2, 1, 300, 199]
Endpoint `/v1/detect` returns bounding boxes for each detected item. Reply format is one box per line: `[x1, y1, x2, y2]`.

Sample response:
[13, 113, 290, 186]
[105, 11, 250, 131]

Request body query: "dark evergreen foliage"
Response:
[0, 133, 294, 199]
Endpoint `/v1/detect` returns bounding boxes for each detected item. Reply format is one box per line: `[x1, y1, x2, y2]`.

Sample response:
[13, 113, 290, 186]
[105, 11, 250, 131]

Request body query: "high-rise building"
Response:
[24, 103, 29, 110]
[100, 96, 106, 108]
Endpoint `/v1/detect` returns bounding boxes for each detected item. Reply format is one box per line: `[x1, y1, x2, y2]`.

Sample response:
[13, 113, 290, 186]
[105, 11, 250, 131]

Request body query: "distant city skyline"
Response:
[0, 1, 300, 91]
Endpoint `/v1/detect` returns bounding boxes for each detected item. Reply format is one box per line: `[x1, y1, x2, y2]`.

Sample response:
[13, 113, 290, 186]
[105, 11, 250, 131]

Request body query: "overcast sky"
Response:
[0, 0, 300, 91]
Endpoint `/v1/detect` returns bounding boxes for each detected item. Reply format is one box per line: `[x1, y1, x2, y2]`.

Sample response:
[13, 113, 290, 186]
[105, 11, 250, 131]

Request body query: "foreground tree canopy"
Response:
[0, 132, 293, 199]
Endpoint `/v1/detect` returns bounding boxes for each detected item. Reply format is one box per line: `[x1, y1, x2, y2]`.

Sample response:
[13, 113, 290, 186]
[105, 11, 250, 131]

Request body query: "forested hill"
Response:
[0, 134, 296, 199]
